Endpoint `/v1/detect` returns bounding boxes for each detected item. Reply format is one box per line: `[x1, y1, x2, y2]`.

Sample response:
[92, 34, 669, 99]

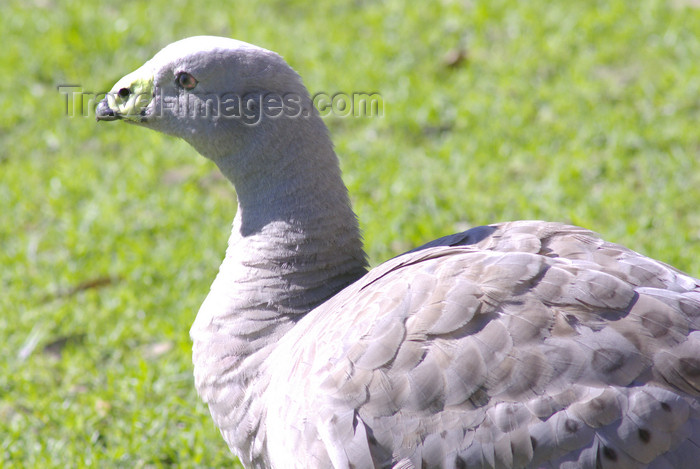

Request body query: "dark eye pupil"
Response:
[178, 73, 196, 89]
[118, 87, 130, 98]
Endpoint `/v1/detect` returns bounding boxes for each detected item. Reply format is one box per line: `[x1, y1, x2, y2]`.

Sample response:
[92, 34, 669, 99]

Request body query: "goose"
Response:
[96, 36, 700, 468]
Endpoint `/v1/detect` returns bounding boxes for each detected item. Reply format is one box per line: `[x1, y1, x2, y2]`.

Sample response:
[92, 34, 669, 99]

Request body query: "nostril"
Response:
[118, 87, 130, 98]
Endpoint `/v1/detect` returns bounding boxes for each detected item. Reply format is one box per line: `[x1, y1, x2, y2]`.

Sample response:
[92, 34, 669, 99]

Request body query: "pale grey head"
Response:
[97, 36, 319, 167]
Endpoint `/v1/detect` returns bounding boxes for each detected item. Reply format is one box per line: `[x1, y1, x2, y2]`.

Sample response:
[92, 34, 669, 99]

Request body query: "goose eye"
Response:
[176, 72, 198, 90]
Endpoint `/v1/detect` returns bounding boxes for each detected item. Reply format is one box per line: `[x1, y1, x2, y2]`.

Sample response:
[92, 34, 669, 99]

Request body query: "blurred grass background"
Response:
[2, 0, 700, 466]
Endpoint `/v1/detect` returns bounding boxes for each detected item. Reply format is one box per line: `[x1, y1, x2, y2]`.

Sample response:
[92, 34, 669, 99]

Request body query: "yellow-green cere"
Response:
[106, 68, 154, 121]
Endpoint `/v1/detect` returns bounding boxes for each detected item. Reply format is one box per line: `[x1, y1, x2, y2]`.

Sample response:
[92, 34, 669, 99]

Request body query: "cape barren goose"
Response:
[97, 36, 700, 468]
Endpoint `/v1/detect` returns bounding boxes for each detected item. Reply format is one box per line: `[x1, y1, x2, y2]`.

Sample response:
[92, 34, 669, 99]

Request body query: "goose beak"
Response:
[95, 99, 118, 121]
[96, 68, 154, 122]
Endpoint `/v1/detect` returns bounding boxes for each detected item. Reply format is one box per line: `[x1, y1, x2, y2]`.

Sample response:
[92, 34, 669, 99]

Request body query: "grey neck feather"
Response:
[189, 106, 367, 452]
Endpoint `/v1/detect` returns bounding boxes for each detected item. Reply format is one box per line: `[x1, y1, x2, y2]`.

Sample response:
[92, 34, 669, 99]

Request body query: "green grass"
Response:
[2, 0, 700, 466]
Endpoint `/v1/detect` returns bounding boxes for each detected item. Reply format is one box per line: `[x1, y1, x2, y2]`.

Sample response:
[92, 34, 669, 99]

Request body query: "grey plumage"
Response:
[97, 37, 700, 468]
[263, 222, 700, 468]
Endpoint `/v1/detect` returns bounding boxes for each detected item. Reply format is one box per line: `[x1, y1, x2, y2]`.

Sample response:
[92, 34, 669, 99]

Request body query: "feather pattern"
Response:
[261, 221, 700, 468]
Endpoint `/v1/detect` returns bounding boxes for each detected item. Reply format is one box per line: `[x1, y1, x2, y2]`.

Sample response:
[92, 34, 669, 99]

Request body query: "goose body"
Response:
[97, 36, 700, 468]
